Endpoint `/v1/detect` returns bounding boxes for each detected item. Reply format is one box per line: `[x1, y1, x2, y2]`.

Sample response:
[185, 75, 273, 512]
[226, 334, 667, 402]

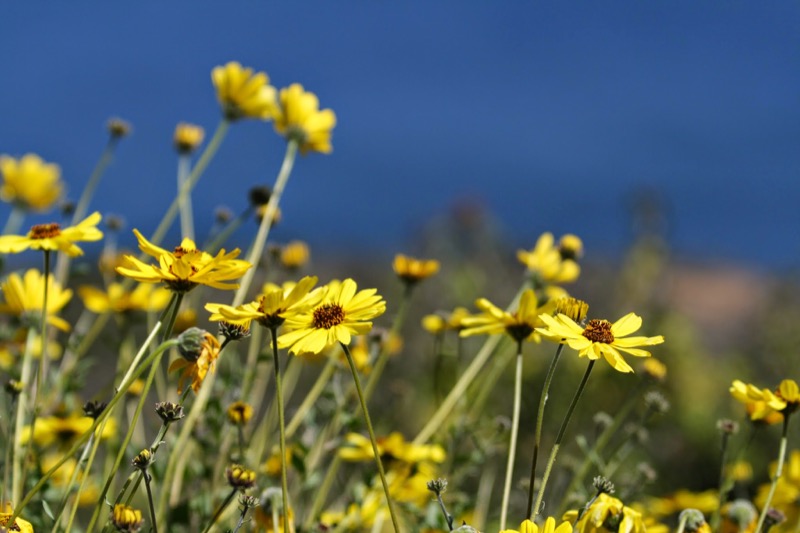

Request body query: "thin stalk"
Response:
[50, 432, 95, 531]
[526, 344, 565, 519]
[231, 140, 298, 307]
[203, 206, 254, 254]
[177, 154, 195, 241]
[1, 392, 17, 504]
[2, 205, 25, 235]
[532, 360, 595, 518]
[710, 429, 734, 531]
[63, 419, 108, 533]
[9, 338, 179, 522]
[286, 355, 336, 438]
[269, 326, 291, 533]
[499, 343, 524, 531]
[149, 119, 229, 248]
[340, 342, 401, 532]
[676, 511, 689, 533]
[202, 489, 238, 533]
[755, 415, 791, 533]
[144, 473, 159, 533]
[11, 327, 37, 506]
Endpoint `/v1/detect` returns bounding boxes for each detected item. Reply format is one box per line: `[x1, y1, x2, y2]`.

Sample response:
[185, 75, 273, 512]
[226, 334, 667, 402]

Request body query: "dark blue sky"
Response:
[2, 3, 799, 269]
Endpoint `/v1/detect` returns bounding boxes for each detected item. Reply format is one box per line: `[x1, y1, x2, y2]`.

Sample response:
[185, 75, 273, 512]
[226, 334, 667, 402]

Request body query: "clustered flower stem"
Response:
[270, 325, 291, 533]
[499, 341, 525, 530]
[533, 359, 596, 518]
[526, 343, 565, 519]
[755, 414, 792, 533]
[340, 342, 401, 532]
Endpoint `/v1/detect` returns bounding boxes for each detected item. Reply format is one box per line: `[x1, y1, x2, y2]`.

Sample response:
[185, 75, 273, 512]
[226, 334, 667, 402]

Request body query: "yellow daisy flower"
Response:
[0, 269, 73, 331]
[517, 232, 581, 284]
[0, 505, 34, 533]
[280, 240, 310, 270]
[460, 289, 546, 343]
[111, 503, 143, 533]
[168, 328, 221, 393]
[339, 432, 446, 465]
[0, 152, 63, 211]
[274, 83, 337, 154]
[730, 379, 800, 422]
[393, 254, 440, 285]
[0, 211, 103, 257]
[116, 229, 251, 293]
[565, 493, 645, 533]
[78, 282, 171, 314]
[501, 517, 573, 533]
[536, 312, 664, 373]
[21, 413, 115, 448]
[206, 276, 319, 329]
[211, 61, 278, 121]
[173, 122, 204, 154]
[421, 306, 472, 334]
[277, 279, 385, 355]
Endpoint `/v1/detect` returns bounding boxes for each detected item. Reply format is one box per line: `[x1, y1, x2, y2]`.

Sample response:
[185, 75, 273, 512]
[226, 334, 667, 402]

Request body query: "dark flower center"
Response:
[30, 223, 61, 239]
[313, 303, 345, 329]
[173, 246, 192, 258]
[582, 319, 614, 344]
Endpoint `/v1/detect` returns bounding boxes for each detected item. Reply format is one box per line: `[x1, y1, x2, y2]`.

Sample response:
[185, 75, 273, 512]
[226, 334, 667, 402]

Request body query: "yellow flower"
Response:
[756, 451, 800, 532]
[0, 269, 73, 331]
[206, 276, 319, 330]
[212, 61, 277, 121]
[641, 358, 667, 381]
[0, 506, 34, 533]
[41, 454, 100, 506]
[339, 432, 445, 465]
[730, 380, 790, 423]
[280, 240, 310, 270]
[536, 312, 664, 373]
[168, 329, 221, 393]
[393, 254, 440, 285]
[501, 517, 573, 533]
[78, 282, 171, 314]
[277, 279, 386, 355]
[263, 445, 293, 477]
[173, 122, 204, 154]
[227, 401, 253, 425]
[226, 464, 257, 489]
[21, 413, 115, 449]
[111, 503, 143, 532]
[422, 306, 472, 334]
[0, 152, 63, 211]
[0, 212, 103, 257]
[254, 505, 295, 533]
[274, 83, 337, 154]
[460, 289, 546, 343]
[647, 489, 719, 518]
[565, 493, 645, 533]
[116, 229, 251, 293]
[517, 232, 581, 284]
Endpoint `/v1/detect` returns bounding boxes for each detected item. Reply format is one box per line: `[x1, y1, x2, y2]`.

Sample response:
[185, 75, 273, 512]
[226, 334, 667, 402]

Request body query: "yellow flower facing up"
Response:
[393, 254, 441, 285]
[536, 312, 664, 373]
[78, 282, 171, 314]
[111, 503, 143, 532]
[501, 517, 573, 533]
[173, 122, 205, 154]
[206, 276, 319, 330]
[168, 328, 222, 393]
[0, 152, 63, 211]
[274, 83, 337, 154]
[0, 269, 73, 331]
[0, 212, 103, 257]
[565, 493, 645, 533]
[277, 279, 386, 355]
[460, 289, 546, 344]
[212, 61, 278, 121]
[517, 232, 582, 285]
[116, 229, 251, 293]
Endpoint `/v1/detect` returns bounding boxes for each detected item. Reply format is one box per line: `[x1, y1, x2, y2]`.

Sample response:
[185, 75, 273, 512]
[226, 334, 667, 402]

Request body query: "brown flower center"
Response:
[313, 303, 345, 329]
[173, 246, 191, 258]
[30, 223, 61, 239]
[582, 319, 615, 344]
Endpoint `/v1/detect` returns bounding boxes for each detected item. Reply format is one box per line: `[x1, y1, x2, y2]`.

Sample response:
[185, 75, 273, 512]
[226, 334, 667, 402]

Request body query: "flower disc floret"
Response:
[0, 212, 103, 257]
[536, 312, 664, 373]
[116, 229, 250, 293]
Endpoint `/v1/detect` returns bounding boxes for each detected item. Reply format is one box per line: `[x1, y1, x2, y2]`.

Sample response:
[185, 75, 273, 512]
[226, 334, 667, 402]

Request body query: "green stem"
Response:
[50, 433, 95, 531]
[499, 344, 524, 531]
[202, 489, 238, 533]
[63, 419, 108, 533]
[2, 204, 25, 235]
[532, 360, 595, 518]
[144, 472, 159, 533]
[177, 154, 195, 241]
[286, 355, 336, 439]
[710, 430, 733, 531]
[149, 119, 229, 248]
[755, 415, 791, 533]
[526, 344, 565, 519]
[10, 328, 35, 506]
[231, 140, 298, 307]
[340, 342, 401, 532]
[270, 326, 291, 533]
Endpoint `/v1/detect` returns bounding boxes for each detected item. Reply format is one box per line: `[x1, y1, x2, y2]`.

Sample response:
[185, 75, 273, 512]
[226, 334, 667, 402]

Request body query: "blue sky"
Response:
[1, 3, 799, 268]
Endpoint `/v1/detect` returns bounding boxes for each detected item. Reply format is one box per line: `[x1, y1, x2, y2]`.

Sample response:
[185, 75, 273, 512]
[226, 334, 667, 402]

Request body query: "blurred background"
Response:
[2, 2, 800, 511]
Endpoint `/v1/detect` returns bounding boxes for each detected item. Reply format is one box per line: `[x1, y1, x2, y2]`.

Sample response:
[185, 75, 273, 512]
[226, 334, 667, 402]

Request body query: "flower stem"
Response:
[177, 154, 195, 241]
[525, 343, 564, 519]
[11, 328, 36, 507]
[533, 360, 595, 518]
[755, 415, 791, 533]
[710, 428, 734, 531]
[232, 140, 298, 307]
[286, 355, 336, 438]
[63, 419, 108, 533]
[144, 472, 159, 533]
[499, 343, 524, 531]
[269, 326, 291, 533]
[202, 488, 238, 533]
[2, 204, 25, 235]
[340, 342, 401, 532]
